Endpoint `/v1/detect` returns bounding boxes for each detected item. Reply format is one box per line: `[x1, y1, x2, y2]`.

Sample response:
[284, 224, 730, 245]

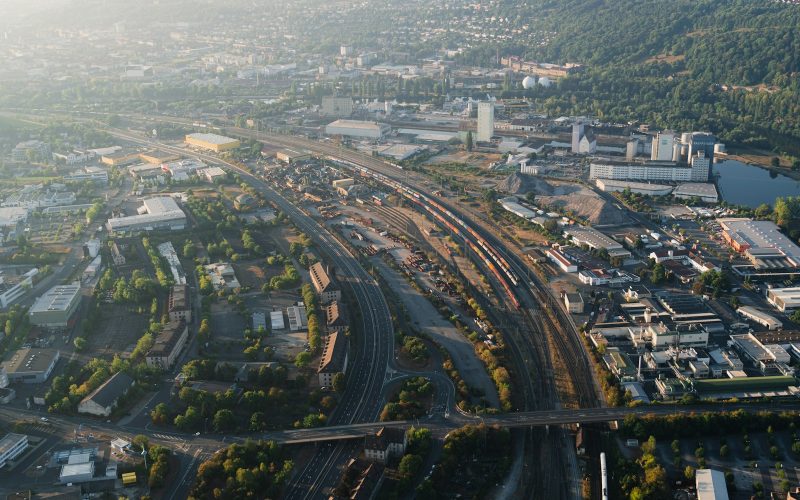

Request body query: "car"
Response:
[40, 417, 48, 422]
[195, 431, 201, 436]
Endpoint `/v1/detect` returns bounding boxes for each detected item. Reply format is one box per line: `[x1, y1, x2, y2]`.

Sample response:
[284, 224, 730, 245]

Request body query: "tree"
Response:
[772, 156, 781, 168]
[398, 453, 423, 478]
[332, 372, 345, 393]
[792, 159, 800, 172]
[525, 191, 536, 205]
[73, 337, 87, 351]
[650, 262, 667, 284]
[213, 409, 235, 432]
[294, 351, 311, 368]
[249, 412, 267, 431]
[150, 403, 170, 426]
[684, 465, 696, 481]
[465, 131, 474, 152]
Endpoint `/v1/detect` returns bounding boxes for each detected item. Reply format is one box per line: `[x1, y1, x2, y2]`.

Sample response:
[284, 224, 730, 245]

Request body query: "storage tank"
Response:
[522, 75, 536, 89]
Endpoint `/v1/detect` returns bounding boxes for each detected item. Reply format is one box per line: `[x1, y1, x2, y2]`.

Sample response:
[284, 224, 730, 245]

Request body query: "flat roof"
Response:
[3, 347, 59, 374]
[0, 433, 26, 456]
[148, 321, 187, 357]
[60, 461, 94, 478]
[326, 119, 387, 130]
[29, 283, 80, 314]
[674, 182, 718, 197]
[730, 333, 772, 362]
[719, 218, 800, 262]
[564, 226, 625, 251]
[696, 469, 729, 500]
[185, 133, 239, 145]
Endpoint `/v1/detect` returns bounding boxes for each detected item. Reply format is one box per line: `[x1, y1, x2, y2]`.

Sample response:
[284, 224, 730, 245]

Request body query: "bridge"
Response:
[264, 403, 800, 444]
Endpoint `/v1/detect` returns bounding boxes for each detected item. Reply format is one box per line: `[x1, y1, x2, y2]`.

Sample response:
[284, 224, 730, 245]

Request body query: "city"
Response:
[0, 1, 800, 499]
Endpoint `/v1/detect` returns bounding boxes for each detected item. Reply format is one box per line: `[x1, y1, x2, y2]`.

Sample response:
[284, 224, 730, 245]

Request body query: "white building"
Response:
[477, 102, 494, 142]
[77, 372, 134, 417]
[590, 160, 694, 182]
[690, 151, 711, 182]
[649, 323, 708, 349]
[0, 269, 37, 308]
[547, 248, 578, 273]
[696, 469, 728, 500]
[736, 306, 782, 331]
[325, 120, 390, 140]
[766, 287, 800, 312]
[564, 227, 631, 259]
[106, 196, 186, 234]
[651, 131, 676, 161]
[595, 179, 673, 197]
[673, 183, 718, 203]
[0, 433, 28, 468]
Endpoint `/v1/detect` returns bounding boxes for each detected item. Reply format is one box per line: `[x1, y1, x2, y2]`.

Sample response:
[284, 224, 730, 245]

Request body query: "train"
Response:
[327, 156, 521, 308]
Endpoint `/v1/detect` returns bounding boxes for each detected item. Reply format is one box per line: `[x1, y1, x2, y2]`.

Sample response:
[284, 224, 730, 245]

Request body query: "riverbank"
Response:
[719, 149, 800, 181]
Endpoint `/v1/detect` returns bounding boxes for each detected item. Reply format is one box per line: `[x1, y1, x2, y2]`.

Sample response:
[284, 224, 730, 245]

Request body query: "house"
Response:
[309, 262, 341, 304]
[564, 292, 584, 314]
[325, 301, 349, 333]
[364, 427, 407, 463]
[77, 372, 134, 417]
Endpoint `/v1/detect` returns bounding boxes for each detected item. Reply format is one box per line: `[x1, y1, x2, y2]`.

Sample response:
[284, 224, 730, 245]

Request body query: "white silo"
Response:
[522, 75, 536, 89]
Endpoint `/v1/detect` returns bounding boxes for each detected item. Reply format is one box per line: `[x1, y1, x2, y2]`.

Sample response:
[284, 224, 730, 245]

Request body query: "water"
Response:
[713, 159, 800, 207]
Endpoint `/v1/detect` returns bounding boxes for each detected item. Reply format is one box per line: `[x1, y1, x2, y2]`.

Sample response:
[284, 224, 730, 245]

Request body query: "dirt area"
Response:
[88, 303, 150, 358]
[643, 53, 685, 64]
[497, 173, 631, 226]
[233, 262, 268, 289]
[425, 151, 503, 170]
[209, 302, 247, 341]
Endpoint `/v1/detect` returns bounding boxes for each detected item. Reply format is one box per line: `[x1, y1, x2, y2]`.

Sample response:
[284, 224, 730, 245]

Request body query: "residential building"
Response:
[766, 287, 800, 312]
[77, 372, 134, 417]
[145, 320, 189, 370]
[320, 96, 354, 117]
[106, 196, 187, 234]
[0, 433, 28, 468]
[318, 330, 348, 387]
[325, 301, 349, 333]
[477, 102, 494, 142]
[184, 133, 240, 152]
[718, 218, 800, 271]
[168, 285, 191, 322]
[309, 262, 341, 304]
[364, 427, 407, 463]
[564, 293, 584, 314]
[2, 348, 60, 384]
[12, 140, 50, 162]
[324, 120, 390, 140]
[28, 283, 81, 328]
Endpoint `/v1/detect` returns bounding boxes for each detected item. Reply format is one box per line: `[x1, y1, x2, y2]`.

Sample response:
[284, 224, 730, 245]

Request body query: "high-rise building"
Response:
[690, 150, 711, 182]
[477, 102, 494, 142]
[651, 131, 675, 161]
[571, 122, 585, 154]
[687, 132, 716, 164]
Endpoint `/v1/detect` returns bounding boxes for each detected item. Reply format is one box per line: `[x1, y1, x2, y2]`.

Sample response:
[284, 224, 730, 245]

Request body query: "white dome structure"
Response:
[522, 75, 536, 89]
[538, 76, 552, 88]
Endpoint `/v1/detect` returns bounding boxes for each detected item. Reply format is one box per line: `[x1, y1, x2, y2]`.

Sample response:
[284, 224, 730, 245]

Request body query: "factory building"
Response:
[766, 287, 800, 312]
[477, 102, 495, 142]
[29, 283, 81, 328]
[106, 196, 187, 234]
[324, 120, 390, 140]
[184, 133, 241, 152]
[718, 218, 800, 271]
[2, 348, 60, 384]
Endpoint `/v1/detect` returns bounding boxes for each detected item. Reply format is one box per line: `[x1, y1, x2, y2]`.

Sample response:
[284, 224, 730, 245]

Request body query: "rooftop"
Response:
[3, 348, 59, 374]
[148, 320, 187, 358]
[326, 119, 387, 130]
[185, 133, 239, 145]
[319, 331, 348, 373]
[0, 433, 27, 456]
[29, 283, 80, 314]
[80, 371, 134, 409]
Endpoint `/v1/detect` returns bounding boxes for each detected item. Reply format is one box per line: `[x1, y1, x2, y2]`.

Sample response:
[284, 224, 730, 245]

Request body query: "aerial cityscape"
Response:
[1, 0, 800, 499]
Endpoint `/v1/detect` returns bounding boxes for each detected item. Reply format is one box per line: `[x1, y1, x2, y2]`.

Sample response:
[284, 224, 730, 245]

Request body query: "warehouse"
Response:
[595, 179, 673, 197]
[325, 120, 390, 140]
[564, 227, 631, 259]
[106, 196, 187, 234]
[766, 287, 800, 312]
[2, 348, 60, 384]
[673, 183, 719, 203]
[718, 218, 800, 270]
[736, 306, 783, 331]
[29, 283, 81, 328]
[276, 149, 311, 164]
[185, 133, 241, 152]
[696, 469, 728, 500]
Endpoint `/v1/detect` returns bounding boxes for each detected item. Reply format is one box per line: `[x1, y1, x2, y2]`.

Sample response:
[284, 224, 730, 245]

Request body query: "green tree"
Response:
[294, 351, 311, 368]
[213, 409, 235, 432]
[650, 262, 667, 284]
[332, 372, 345, 393]
[73, 337, 87, 351]
[465, 131, 473, 152]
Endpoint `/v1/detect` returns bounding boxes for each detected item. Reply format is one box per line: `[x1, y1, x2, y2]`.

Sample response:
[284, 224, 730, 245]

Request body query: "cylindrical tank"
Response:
[522, 75, 536, 89]
[601, 452, 609, 500]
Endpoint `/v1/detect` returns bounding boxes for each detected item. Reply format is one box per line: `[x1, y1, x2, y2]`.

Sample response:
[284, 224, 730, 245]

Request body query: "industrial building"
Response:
[0, 268, 37, 309]
[718, 218, 800, 271]
[695, 469, 728, 500]
[651, 131, 676, 161]
[276, 149, 312, 164]
[594, 179, 673, 197]
[736, 306, 783, 331]
[287, 304, 307, 331]
[2, 348, 60, 383]
[184, 133, 241, 152]
[106, 196, 187, 234]
[318, 330, 348, 387]
[477, 102, 494, 142]
[28, 283, 81, 328]
[564, 293, 584, 314]
[730, 332, 792, 374]
[324, 120, 390, 140]
[766, 287, 800, 312]
[672, 183, 719, 203]
[78, 371, 134, 417]
[310, 262, 341, 304]
[145, 320, 189, 370]
[270, 310, 285, 331]
[564, 227, 631, 259]
[589, 160, 702, 183]
[204, 262, 240, 290]
[0, 433, 28, 468]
